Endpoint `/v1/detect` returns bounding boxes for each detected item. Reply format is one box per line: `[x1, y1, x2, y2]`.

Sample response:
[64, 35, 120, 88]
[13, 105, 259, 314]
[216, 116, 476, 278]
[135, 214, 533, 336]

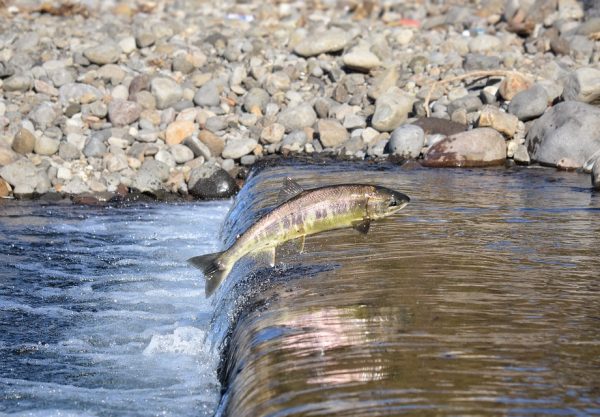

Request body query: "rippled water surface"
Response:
[0, 200, 230, 417]
[211, 162, 600, 417]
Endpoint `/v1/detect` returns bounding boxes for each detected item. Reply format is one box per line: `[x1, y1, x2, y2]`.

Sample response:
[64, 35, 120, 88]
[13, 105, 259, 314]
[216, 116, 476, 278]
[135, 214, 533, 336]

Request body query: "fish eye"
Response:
[389, 198, 398, 207]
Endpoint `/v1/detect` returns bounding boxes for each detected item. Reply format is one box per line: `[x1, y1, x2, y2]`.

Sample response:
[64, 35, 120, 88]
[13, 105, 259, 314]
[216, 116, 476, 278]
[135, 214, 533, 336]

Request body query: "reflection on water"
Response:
[213, 161, 600, 417]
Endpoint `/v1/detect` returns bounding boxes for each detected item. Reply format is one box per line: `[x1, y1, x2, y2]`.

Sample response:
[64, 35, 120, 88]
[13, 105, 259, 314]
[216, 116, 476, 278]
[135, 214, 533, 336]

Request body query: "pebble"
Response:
[343, 46, 381, 72]
[3, 75, 32, 92]
[84, 44, 121, 65]
[29, 102, 60, 129]
[563, 67, 600, 104]
[388, 125, 425, 159]
[194, 80, 221, 107]
[104, 153, 128, 172]
[282, 131, 307, 153]
[294, 29, 352, 57]
[508, 85, 549, 121]
[317, 119, 349, 148]
[244, 88, 270, 115]
[0, 147, 18, 166]
[12, 128, 36, 154]
[261, 123, 285, 144]
[478, 105, 518, 137]
[468, 34, 502, 53]
[0, 159, 50, 195]
[184, 137, 212, 159]
[277, 103, 317, 132]
[198, 130, 225, 156]
[59, 83, 103, 106]
[59, 142, 81, 161]
[108, 100, 141, 126]
[222, 138, 258, 159]
[371, 88, 414, 132]
[170, 144, 194, 164]
[34, 135, 60, 156]
[448, 95, 483, 117]
[498, 73, 533, 101]
[166, 120, 195, 145]
[151, 77, 183, 110]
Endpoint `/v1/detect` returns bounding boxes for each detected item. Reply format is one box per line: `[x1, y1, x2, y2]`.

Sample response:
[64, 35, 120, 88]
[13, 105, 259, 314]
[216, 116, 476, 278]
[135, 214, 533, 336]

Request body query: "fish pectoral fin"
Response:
[277, 177, 305, 204]
[352, 219, 371, 234]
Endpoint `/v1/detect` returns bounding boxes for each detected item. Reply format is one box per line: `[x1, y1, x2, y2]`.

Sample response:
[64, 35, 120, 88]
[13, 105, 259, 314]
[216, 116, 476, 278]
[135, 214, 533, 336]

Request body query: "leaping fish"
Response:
[188, 178, 410, 297]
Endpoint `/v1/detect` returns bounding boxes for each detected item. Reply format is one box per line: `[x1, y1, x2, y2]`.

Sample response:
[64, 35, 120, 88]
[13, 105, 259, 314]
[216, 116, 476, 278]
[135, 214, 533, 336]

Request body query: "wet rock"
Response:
[278, 103, 317, 132]
[563, 68, 600, 104]
[198, 130, 225, 156]
[388, 125, 425, 159]
[0, 159, 50, 195]
[222, 138, 257, 159]
[593, 160, 600, 190]
[166, 120, 195, 145]
[318, 119, 349, 148]
[188, 164, 238, 199]
[84, 44, 121, 65]
[34, 135, 60, 156]
[108, 100, 141, 126]
[526, 102, 600, 169]
[423, 128, 506, 167]
[513, 143, 531, 165]
[294, 29, 351, 57]
[12, 128, 36, 154]
[478, 105, 519, 137]
[371, 88, 414, 132]
[150, 77, 183, 110]
[508, 85, 549, 121]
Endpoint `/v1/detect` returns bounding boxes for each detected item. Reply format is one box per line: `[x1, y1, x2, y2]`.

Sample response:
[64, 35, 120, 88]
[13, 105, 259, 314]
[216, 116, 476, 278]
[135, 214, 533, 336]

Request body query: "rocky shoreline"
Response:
[1, 0, 600, 201]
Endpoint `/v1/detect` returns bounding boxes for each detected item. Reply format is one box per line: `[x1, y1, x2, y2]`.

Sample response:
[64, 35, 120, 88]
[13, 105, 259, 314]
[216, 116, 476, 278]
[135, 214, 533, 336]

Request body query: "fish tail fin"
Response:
[187, 251, 229, 297]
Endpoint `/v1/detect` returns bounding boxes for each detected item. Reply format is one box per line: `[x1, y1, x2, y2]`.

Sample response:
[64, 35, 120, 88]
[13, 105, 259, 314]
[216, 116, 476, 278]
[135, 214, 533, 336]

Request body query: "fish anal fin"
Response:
[277, 177, 305, 204]
[352, 219, 371, 234]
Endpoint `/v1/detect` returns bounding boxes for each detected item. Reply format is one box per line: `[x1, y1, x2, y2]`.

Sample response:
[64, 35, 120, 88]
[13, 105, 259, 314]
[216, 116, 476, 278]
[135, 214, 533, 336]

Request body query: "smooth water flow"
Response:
[0, 201, 230, 417]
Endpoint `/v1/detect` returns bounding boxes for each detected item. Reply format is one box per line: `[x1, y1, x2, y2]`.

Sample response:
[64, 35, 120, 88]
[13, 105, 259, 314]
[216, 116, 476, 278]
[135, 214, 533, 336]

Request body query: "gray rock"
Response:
[62, 177, 90, 195]
[59, 83, 103, 106]
[104, 153, 128, 172]
[170, 144, 194, 163]
[155, 149, 176, 167]
[83, 136, 107, 157]
[34, 135, 60, 156]
[240, 155, 256, 165]
[135, 29, 156, 48]
[3, 75, 32, 92]
[341, 137, 365, 155]
[184, 137, 212, 159]
[508, 84, 549, 121]
[59, 142, 81, 160]
[205, 116, 227, 133]
[222, 138, 258, 159]
[468, 34, 502, 53]
[150, 77, 183, 110]
[526, 102, 600, 169]
[12, 128, 36, 154]
[367, 138, 389, 157]
[423, 128, 506, 167]
[447, 95, 483, 117]
[563, 67, 600, 104]
[343, 114, 366, 130]
[513, 144, 530, 165]
[84, 44, 121, 65]
[278, 103, 317, 132]
[317, 119, 349, 148]
[137, 129, 159, 143]
[368, 66, 400, 100]
[260, 123, 285, 144]
[49, 68, 74, 87]
[294, 29, 352, 57]
[188, 164, 238, 199]
[265, 71, 291, 95]
[388, 125, 425, 159]
[592, 159, 600, 190]
[372, 88, 414, 132]
[29, 102, 60, 129]
[282, 130, 307, 153]
[108, 100, 141, 126]
[141, 159, 170, 181]
[0, 159, 50, 195]
[193, 80, 221, 107]
[464, 54, 501, 71]
[342, 47, 381, 72]
[243, 88, 270, 115]
[87, 100, 108, 118]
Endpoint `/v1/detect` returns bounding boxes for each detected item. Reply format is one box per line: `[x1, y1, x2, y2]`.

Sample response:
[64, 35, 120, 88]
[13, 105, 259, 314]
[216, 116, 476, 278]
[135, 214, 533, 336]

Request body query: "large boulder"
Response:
[422, 128, 506, 167]
[526, 102, 600, 169]
[188, 164, 237, 199]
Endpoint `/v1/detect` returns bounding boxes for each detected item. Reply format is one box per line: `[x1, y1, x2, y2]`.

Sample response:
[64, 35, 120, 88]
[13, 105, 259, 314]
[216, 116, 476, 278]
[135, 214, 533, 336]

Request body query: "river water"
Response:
[0, 200, 230, 417]
[1, 161, 599, 417]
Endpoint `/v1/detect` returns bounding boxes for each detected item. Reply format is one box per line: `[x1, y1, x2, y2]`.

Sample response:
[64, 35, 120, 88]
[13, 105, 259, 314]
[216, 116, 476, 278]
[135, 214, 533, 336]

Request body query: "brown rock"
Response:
[317, 119, 349, 148]
[499, 73, 533, 101]
[165, 120, 195, 145]
[413, 117, 467, 136]
[0, 178, 11, 197]
[12, 128, 36, 154]
[0, 146, 19, 166]
[477, 105, 519, 137]
[422, 128, 507, 167]
[198, 129, 224, 156]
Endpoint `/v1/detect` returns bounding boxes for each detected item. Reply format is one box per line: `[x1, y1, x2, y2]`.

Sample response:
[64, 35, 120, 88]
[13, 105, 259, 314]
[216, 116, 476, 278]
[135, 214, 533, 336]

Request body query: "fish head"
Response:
[367, 186, 410, 219]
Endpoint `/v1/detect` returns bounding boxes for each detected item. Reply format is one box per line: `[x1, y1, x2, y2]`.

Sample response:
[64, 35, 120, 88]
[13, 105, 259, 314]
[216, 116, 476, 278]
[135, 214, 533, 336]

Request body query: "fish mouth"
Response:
[390, 191, 410, 208]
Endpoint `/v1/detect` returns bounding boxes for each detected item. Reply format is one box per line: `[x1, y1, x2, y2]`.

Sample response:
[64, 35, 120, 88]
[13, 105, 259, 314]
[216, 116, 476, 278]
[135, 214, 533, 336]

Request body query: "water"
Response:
[207, 161, 600, 417]
[0, 200, 230, 417]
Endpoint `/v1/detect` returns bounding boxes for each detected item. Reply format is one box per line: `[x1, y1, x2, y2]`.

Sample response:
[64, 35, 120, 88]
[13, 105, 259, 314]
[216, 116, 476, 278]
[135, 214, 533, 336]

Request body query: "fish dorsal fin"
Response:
[277, 177, 305, 203]
[352, 219, 371, 234]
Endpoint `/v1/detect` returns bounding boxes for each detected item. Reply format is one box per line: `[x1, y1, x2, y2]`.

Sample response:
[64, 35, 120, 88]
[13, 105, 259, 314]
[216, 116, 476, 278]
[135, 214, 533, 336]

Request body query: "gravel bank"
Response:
[1, 0, 600, 200]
